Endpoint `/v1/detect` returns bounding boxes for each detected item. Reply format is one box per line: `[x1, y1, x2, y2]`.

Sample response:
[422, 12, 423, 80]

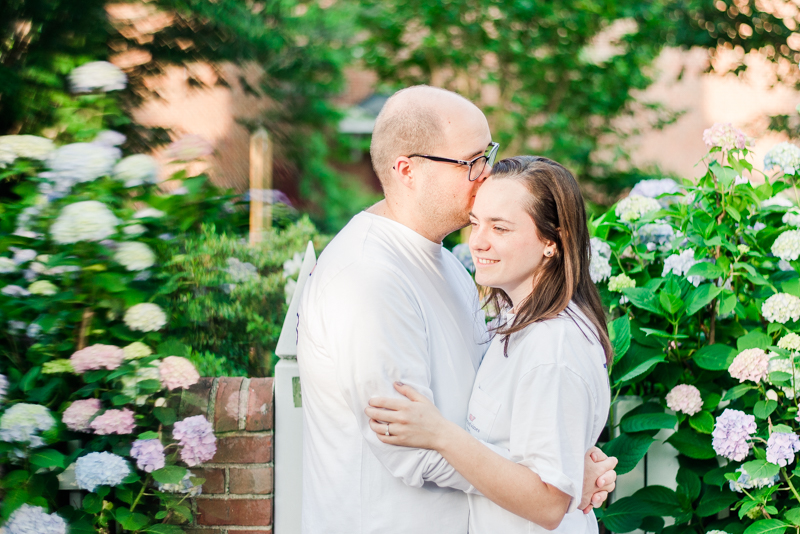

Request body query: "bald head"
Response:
[369, 85, 482, 190]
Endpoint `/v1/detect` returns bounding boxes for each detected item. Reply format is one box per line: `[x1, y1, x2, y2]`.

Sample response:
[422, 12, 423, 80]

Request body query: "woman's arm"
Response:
[367, 383, 574, 530]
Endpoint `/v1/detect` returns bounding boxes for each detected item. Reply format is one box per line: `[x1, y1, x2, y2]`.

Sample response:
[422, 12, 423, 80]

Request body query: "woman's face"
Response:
[468, 177, 551, 308]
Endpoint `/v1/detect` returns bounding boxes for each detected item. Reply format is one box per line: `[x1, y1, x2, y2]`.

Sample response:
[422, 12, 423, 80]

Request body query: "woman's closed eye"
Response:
[494, 226, 508, 233]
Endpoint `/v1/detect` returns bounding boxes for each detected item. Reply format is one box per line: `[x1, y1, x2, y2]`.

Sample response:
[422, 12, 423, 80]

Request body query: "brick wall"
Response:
[179, 377, 275, 534]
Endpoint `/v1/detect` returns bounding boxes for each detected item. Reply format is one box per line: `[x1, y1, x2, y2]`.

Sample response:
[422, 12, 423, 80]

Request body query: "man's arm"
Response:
[321, 263, 472, 491]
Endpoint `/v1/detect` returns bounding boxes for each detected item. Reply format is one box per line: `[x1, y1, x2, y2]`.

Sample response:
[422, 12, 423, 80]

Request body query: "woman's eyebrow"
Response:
[488, 216, 514, 224]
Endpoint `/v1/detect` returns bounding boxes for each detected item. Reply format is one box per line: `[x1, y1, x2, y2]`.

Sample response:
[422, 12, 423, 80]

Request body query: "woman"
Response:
[365, 156, 612, 533]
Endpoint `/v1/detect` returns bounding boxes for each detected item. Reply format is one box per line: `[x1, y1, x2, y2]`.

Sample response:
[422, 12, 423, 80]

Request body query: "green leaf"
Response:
[116, 508, 150, 531]
[82, 493, 103, 513]
[146, 525, 184, 534]
[597, 496, 645, 533]
[622, 287, 663, 315]
[138, 379, 163, 394]
[112, 394, 134, 406]
[754, 400, 778, 420]
[703, 465, 733, 487]
[620, 413, 677, 433]
[95, 273, 126, 293]
[685, 283, 723, 316]
[773, 424, 793, 434]
[785, 508, 800, 527]
[677, 467, 701, 503]
[693, 344, 737, 370]
[719, 292, 738, 315]
[660, 292, 683, 314]
[29, 449, 66, 469]
[689, 411, 714, 434]
[152, 466, 188, 485]
[138, 431, 160, 440]
[612, 346, 666, 385]
[696, 485, 739, 518]
[743, 519, 788, 534]
[738, 330, 773, 351]
[154, 407, 176, 425]
[685, 262, 725, 280]
[1, 470, 29, 489]
[631, 485, 682, 516]
[601, 433, 654, 475]
[666, 429, 716, 459]
[609, 315, 631, 363]
[722, 384, 756, 401]
[157, 338, 189, 357]
[742, 459, 781, 480]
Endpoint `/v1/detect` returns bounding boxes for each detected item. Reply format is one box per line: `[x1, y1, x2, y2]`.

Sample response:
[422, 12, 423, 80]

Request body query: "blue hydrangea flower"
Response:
[712, 409, 757, 461]
[0, 374, 7, 403]
[0, 403, 55, 447]
[75, 452, 130, 492]
[451, 244, 474, 273]
[3, 504, 67, 534]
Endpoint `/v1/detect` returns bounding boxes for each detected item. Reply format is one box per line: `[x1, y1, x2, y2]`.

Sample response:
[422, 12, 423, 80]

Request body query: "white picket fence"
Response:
[270, 244, 681, 534]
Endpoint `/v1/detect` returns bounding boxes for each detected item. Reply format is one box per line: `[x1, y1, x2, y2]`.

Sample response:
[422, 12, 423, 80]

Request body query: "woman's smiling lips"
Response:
[476, 257, 499, 266]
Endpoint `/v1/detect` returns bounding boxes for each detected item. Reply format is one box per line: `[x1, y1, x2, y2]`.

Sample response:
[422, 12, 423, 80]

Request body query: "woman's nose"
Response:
[469, 226, 489, 251]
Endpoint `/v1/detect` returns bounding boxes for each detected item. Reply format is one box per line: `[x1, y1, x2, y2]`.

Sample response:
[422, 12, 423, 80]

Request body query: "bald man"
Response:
[296, 86, 614, 534]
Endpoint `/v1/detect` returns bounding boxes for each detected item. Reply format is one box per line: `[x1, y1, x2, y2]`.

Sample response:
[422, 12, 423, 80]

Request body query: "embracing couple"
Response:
[296, 86, 618, 533]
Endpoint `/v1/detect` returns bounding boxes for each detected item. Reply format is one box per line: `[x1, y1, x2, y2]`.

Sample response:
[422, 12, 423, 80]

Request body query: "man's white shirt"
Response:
[297, 211, 488, 534]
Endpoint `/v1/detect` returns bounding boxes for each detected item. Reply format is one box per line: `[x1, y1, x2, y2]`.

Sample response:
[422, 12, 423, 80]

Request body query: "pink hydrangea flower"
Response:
[173, 415, 216, 466]
[665, 384, 703, 416]
[729, 348, 769, 383]
[159, 356, 200, 391]
[702, 123, 748, 151]
[89, 408, 136, 435]
[713, 409, 757, 461]
[62, 399, 102, 432]
[70, 344, 124, 373]
[130, 439, 166, 472]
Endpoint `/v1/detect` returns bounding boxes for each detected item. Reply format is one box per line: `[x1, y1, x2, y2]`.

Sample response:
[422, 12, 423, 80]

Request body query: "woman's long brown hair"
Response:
[485, 156, 612, 364]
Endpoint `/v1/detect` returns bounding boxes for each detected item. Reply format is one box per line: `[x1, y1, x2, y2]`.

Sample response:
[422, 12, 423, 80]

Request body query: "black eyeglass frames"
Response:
[408, 142, 500, 181]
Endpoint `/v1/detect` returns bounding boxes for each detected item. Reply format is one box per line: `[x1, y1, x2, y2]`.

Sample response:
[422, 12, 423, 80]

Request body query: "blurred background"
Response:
[3, 0, 800, 231]
[4, 0, 800, 378]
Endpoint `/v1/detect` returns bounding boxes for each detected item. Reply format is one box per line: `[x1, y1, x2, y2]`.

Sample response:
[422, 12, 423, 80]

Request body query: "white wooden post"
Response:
[274, 241, 316, 534]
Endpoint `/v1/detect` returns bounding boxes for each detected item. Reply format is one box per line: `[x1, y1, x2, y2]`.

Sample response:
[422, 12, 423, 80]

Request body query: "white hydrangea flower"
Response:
[608, 274, 635, 292]
[589, 237, 612, 283]
[28, 281, 57, 296]
[120, 365, 162, 405]
[763, 195, 795, 209]
[773, 230, 800, 262]
[637, 221, 674, 251]
[114, 242, 156, 271]
[0, 257, 17, 273]
[226, 257, 258, 282]
[615, 195, 661, 223]
[50, 201, 119, 244]
[0, 147, 15, 168]
[123, 341, 152, 360]
[784, 211, 800, 227]
[284, 277, 297, 305]
[2, 285, 30, 297]
[767, 354, 799, 399]
[283, 252, 303, 279]
[133, 207, 165, 219]
[123, 224, 147, 235]
[113, 155, 158, 187]
[662, 248, 702, 285]
[0, 403, 55, 447]
[69, 61, 127, 93]
[45, 143, 120, 184]
[778, 333, 800, 352]
[93, 130, 126, 147]
[765, 142, 800, 175]
[763, 293, 800, 324]
[12, 249, 36, 264]
[124, 303, 167, 332]
[0, 135, 55, 160]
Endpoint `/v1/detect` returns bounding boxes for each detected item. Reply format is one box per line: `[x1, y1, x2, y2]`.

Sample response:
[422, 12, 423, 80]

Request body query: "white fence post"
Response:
[274, 241, 316, 534]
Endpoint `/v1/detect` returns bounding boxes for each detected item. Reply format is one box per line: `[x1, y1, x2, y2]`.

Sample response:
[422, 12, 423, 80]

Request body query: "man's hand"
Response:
[579, 447, 617, 513]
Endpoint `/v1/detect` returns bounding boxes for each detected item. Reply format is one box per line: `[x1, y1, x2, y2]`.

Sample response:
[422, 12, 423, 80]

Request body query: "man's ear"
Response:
[392, 156, 415, 189]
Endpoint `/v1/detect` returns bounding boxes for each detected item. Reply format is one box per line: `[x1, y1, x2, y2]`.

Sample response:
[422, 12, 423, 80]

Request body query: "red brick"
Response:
[215, 377, 244, 432]
[180, 378, 215, 418]
[185, 529, 225, 534]
[246, 378, 274, 431]
[214, 436, 273, 464]
[196, 498, 272, 526]
[192, 467, 225, 494]
[229, 467, 273, 495]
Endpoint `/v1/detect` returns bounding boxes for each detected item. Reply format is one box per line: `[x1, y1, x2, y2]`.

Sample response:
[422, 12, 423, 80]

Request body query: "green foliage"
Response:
[593, 129, 800, 531]
[164, 219, 329, 377]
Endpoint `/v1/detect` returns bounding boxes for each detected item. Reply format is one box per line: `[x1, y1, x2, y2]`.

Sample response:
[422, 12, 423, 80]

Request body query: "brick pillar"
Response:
[180, 377, 275, 534]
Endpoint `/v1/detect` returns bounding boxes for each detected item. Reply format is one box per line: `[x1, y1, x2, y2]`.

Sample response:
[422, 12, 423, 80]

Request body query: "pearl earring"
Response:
[545, 250, 553, 257]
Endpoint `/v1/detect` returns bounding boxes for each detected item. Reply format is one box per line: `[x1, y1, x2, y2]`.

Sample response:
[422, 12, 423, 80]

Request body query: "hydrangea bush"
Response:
[593, 123, 800, 533]
[0, 62, 320, 533]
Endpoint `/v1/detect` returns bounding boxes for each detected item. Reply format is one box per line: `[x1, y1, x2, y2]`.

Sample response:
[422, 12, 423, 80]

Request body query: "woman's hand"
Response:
[365, 382, 452, 450]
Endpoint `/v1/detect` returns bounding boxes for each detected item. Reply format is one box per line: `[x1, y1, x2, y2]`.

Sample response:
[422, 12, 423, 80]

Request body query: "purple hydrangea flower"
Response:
[172, 415, 217, 466]
[451, 244, 474, 273]
[766, 431, 800, 466]
[130, 439, 166, 472]
[712, 409, 757, 461]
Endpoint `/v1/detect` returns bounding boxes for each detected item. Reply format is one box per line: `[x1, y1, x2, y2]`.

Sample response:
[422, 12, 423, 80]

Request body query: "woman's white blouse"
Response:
[466, 303, 611, 534]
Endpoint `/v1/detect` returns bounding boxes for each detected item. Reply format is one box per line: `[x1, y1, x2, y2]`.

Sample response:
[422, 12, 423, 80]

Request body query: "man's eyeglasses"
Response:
[408, 142, 499, 182]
